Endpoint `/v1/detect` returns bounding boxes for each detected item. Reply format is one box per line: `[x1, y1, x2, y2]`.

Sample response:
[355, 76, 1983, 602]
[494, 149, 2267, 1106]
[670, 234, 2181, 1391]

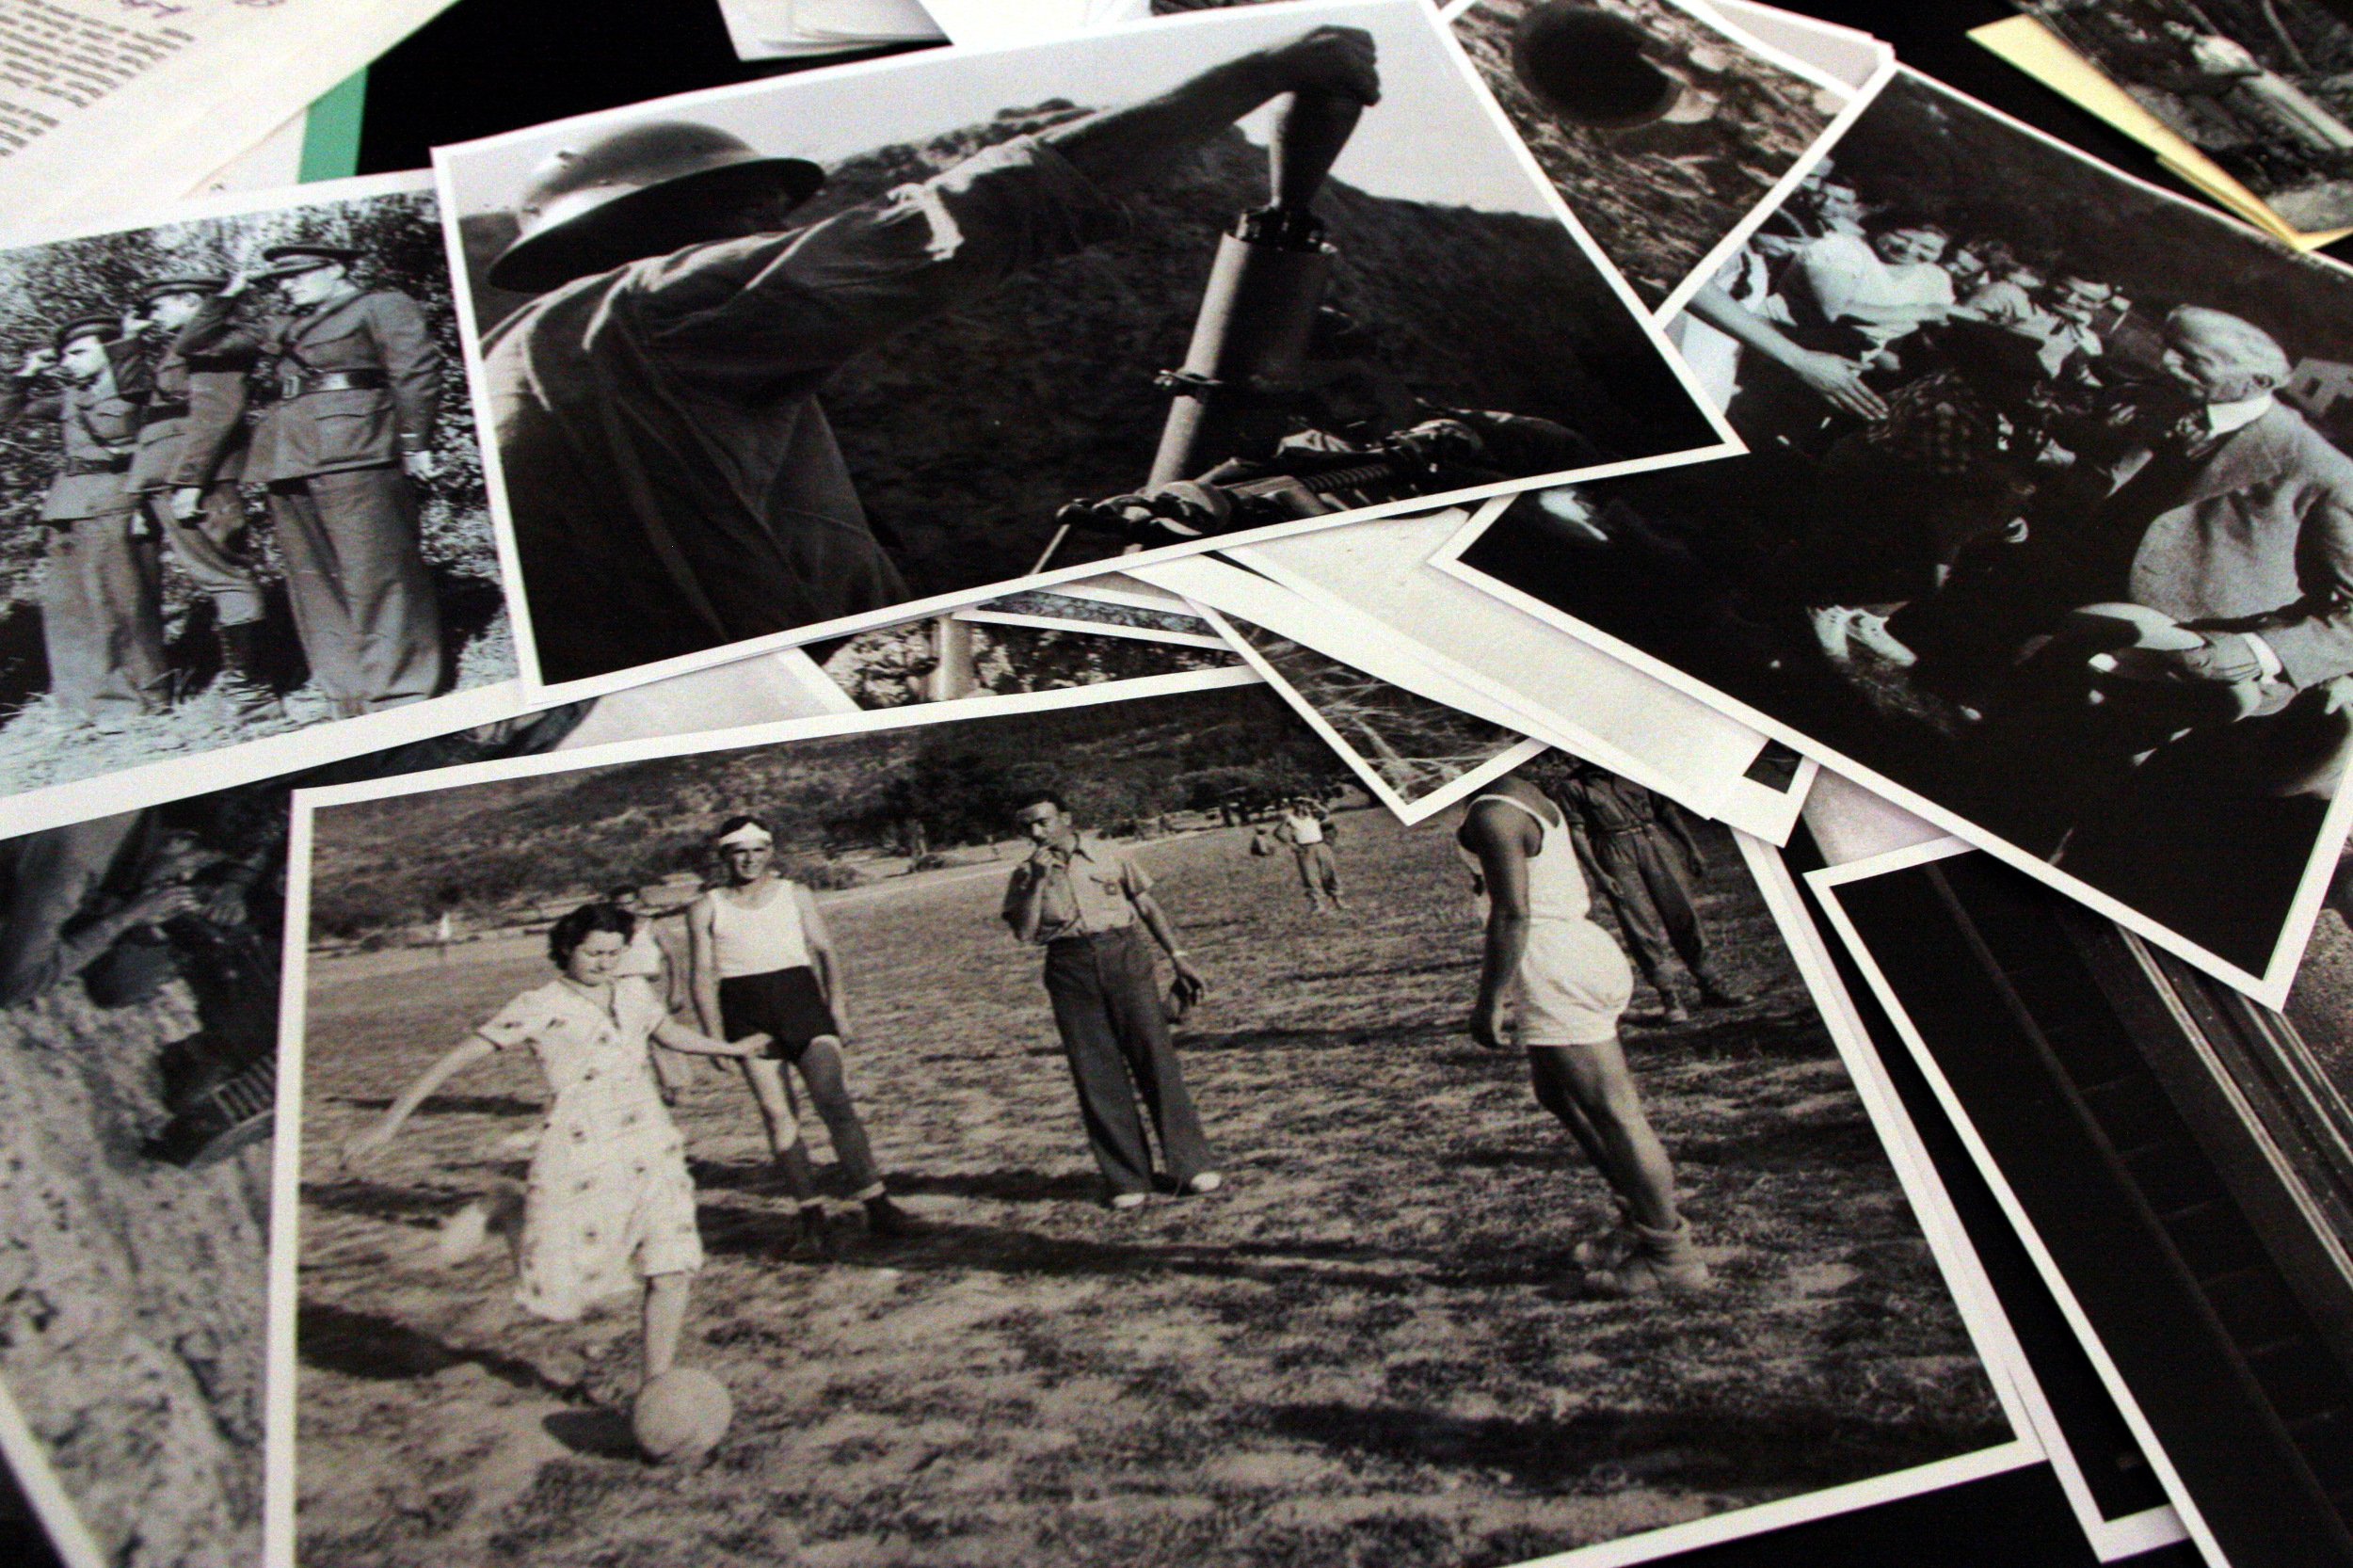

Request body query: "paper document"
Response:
[0, 0, 458, 242]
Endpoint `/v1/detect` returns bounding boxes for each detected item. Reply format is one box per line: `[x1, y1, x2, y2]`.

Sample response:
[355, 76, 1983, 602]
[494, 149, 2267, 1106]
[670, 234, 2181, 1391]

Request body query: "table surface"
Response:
[0, 3, 2265, 1565]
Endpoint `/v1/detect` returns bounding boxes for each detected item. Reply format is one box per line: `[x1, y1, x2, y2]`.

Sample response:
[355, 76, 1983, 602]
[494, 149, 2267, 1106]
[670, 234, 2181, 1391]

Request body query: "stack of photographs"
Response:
[3, 1, 2351, 1565]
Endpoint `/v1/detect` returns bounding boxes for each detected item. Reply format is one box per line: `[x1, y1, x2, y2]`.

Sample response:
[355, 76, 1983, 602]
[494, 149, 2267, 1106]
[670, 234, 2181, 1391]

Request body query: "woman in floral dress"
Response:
[345, 902, 766, 1389]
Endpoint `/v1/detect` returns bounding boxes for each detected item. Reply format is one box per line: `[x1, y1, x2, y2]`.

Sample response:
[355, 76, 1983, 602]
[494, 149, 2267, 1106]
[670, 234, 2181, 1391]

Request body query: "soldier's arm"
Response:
[366, 292, 442, 454]
[171, 364, 249, 488]
[171, 296, 265, 362]
[1657, 794, 1706, 875]
[0, 362, 58, 427]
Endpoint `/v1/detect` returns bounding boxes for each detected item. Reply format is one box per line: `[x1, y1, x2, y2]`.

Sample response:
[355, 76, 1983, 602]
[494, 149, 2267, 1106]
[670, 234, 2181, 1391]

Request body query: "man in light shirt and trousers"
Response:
[1004, 789, 1220, 1210]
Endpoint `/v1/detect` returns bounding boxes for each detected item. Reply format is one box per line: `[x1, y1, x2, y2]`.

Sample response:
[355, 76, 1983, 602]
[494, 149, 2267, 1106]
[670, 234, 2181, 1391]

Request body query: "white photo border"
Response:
[430, 0, 1744, 709]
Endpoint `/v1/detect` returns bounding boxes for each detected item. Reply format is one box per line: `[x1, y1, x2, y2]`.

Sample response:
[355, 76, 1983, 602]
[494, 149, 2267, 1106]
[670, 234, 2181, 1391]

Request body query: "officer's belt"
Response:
[61, 453, 133, 475]
[275, 368, 388, 399]
[138, 399, 191, 427]
[1587, 819, 1657, 839]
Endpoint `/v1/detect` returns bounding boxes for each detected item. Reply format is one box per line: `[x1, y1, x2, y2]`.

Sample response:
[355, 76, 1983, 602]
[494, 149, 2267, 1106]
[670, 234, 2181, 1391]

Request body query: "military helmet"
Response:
[53, 313, 117, 353]
[1512, 2, 1681, 131]
[487, 120, 825, 295]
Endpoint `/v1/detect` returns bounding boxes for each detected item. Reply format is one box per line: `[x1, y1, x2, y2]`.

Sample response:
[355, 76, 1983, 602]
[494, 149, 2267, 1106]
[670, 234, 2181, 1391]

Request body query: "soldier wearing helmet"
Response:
[478, 24, 1383, 687]
[179, 241, 446, 719]
[0, 313, 170, 726]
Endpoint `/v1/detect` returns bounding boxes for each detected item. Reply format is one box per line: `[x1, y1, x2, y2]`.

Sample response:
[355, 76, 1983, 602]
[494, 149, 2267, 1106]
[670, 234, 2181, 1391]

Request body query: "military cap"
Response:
[136, 273, 230, 305]
[52, 313, 117, 352]
[254, 242, 360, 278]
[488, 120, 824, 294]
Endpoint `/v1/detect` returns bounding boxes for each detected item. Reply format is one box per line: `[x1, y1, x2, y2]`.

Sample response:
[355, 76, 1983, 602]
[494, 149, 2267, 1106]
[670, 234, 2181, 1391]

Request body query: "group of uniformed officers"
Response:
[0, 241, 446, 731]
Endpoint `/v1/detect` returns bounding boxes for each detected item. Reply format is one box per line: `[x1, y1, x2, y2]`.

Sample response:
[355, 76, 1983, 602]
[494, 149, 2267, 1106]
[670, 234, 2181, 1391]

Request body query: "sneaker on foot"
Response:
[785, 1206, 834, 1263]
[1848, 611, 1918, 667]
[1658, 1000, 1691, 1025]
[1182, 1171, 1224, 1195]
[1805, 605, 1855, 664]
[1109, 1192, 1149, 1211]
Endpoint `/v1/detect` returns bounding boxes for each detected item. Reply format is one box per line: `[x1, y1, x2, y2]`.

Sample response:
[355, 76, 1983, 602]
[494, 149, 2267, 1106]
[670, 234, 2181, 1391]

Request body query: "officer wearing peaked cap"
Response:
[0, 313, 170, 724]
[180, 240, 446, 718]
[477, 25, 1384, 687]
[123, 271, 275, 715]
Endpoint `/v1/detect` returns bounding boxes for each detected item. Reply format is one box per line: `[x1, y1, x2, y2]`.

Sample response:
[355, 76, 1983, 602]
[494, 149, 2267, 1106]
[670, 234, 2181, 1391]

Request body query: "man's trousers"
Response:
[42, 512, 168, 719]
[147, 485, 264, 629]
[268, 467, 443, 717]
[1589, 830, 1713, 990]
[1042, 926, 1213, 1196]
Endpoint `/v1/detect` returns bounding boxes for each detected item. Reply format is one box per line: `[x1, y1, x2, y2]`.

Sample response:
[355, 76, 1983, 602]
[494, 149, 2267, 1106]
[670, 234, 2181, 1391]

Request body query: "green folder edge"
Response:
[296, 68, 369, 184]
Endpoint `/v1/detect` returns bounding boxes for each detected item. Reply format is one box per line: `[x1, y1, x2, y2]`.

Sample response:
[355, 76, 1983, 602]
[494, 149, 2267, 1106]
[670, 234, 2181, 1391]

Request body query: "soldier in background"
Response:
[122, 272, 275, 717]
[0, 314, 169, 728]
[185, 242, 446, 717]
[1553, 760, 1748, 1025]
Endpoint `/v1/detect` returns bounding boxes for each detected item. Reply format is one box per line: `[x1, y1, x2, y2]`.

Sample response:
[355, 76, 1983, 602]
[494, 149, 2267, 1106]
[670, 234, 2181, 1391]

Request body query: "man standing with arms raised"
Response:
[1003, 790, 1219, 1210]
[1, 315, 168, 727]
[122, 272, 274, 716]
[480, 24, 1381, 684]
[184, 243, 445, 716]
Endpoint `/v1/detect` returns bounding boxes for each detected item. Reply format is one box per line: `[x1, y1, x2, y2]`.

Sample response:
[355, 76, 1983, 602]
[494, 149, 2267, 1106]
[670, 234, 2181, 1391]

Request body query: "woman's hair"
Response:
[548, 901, 636, 968]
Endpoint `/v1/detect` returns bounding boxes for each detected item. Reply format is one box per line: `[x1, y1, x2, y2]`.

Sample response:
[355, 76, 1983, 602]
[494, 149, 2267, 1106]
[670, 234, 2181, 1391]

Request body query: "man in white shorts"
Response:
[1458, 765, 1709, 1296]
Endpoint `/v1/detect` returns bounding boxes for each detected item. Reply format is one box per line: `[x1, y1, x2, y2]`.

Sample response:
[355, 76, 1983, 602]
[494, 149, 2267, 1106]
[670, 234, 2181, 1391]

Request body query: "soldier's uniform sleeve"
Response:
[171, 360, 249, 488]
[172, 301, 269, 364]
[362, 291, 441, 450]
[640, 136, 1128, 391]
[0, 375, 61, 427]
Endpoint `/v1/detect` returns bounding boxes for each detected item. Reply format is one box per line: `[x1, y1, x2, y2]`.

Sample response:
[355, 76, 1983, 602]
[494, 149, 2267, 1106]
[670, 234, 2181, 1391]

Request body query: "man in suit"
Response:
[1977, 306, 2353, 947]
[182, 243, 445, 717]
[122, 273, 273, 715]
[0, 315, 169, 726]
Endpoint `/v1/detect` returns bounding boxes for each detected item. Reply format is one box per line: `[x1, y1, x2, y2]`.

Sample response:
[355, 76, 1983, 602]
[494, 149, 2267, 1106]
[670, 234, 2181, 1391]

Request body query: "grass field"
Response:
[293, 808, 2009, 1568]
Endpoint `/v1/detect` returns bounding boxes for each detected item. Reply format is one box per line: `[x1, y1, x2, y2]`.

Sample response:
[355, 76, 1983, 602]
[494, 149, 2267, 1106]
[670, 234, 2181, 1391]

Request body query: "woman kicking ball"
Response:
[344, 901, 765, 1400]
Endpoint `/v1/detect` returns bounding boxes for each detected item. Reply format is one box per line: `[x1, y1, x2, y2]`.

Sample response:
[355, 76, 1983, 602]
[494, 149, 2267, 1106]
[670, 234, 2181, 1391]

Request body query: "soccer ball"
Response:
[632, 1368, 732, 1464]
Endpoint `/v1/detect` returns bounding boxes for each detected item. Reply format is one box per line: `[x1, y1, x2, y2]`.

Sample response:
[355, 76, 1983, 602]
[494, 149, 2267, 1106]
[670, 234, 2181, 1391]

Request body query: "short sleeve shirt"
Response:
[476, 977, 668, 1097]
[1005, 839, 1149, 943]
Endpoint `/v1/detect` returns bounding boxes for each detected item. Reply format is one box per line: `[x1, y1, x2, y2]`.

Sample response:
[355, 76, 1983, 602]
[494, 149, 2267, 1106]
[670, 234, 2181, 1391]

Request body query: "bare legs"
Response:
[642, 1271, 690, 1386]
[1527, 1037, 1678, 1229]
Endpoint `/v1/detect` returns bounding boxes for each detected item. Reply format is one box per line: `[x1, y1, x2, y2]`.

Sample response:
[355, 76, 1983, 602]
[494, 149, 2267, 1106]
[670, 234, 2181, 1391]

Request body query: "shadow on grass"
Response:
[1181, 1021, 1459, 1053]
[299, 1299, 579, 1398]
[304, 1176, 508, 1224]
[337, 1093, 545, 1119]
[1261, 1398, 2004, 1495]
[883, 1167, 1105, 1204]
[543, 1409, 639, 1460]
[698, 1215, 1569, 1293]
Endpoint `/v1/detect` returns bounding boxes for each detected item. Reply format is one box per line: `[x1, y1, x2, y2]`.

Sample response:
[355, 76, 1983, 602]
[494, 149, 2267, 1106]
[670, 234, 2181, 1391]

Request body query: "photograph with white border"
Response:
[267, 675, 2038, 1568]
[0, 172, 541, 843]
[1808, 835, 2353, 1567]
[434, 0, 1734, 703]
[1436, 67, 2353, 1004]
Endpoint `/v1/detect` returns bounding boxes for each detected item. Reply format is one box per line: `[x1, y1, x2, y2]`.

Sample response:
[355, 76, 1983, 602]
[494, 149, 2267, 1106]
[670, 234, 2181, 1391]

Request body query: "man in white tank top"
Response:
[688, 816, 914, 1256]
[1458, 766, 1710, 1297]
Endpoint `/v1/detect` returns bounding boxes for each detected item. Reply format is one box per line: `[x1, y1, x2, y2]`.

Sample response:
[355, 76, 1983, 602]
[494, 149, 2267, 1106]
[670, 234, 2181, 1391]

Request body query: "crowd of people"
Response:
[0, 242, 448, 734]
[336, 762, 1747, 1416]
[1653, 156, 2353, 926]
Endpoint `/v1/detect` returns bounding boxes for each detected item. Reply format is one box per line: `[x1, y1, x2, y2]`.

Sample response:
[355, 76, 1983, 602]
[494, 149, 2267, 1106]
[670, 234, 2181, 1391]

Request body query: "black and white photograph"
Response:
[1438, 68, 2353, 1002]
[271, 678, 2034, 1568]
[955, 578, 1231, 649]
[1144, 512, 1794, 833]
[0, 643, 904, 1568]
[816, 612, 1239, 708]
[1445, 0, 1864, 308]
[434, 0, 1730, 699]
[1811, 838, 2353, 1568]
[2016, 0, 2353, 235]
[0, 174, 527, 840]
[1208, 605, 1545, 816]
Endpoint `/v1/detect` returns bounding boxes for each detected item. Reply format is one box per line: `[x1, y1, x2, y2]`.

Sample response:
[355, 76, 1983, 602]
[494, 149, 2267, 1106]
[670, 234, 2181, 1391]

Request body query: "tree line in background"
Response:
[307, 687, 1348, 943]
